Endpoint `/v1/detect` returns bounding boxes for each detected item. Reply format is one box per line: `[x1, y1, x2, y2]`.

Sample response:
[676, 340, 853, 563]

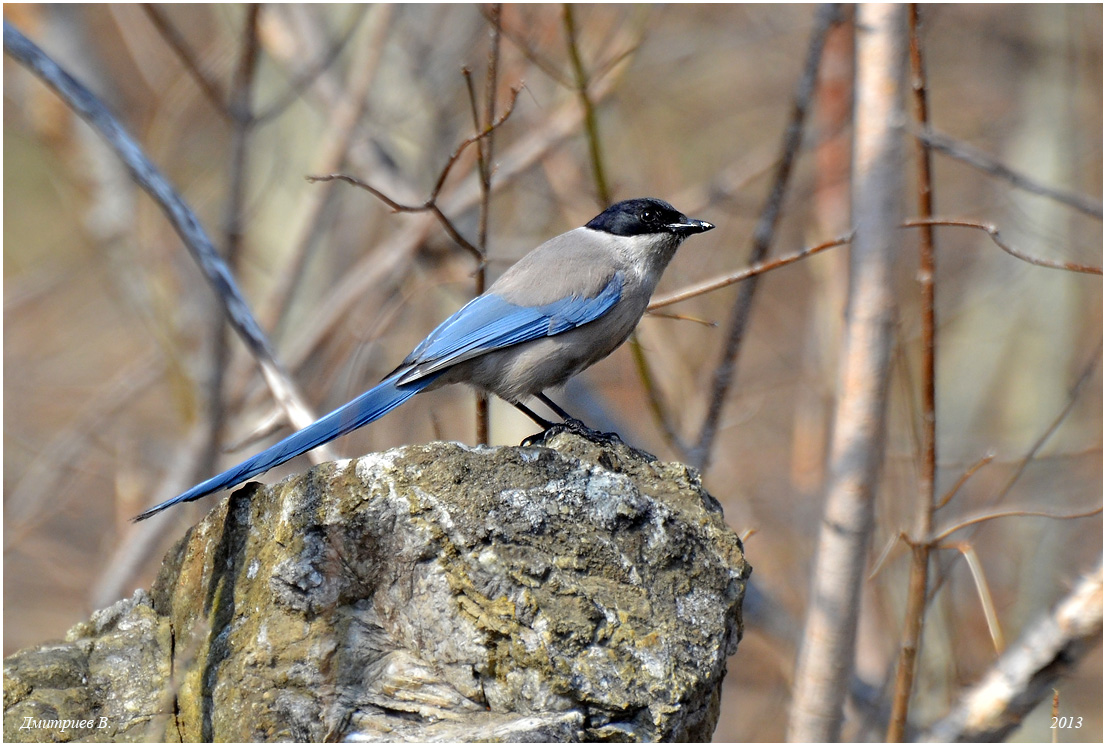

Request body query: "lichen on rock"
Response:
[4, 430, 750, 742]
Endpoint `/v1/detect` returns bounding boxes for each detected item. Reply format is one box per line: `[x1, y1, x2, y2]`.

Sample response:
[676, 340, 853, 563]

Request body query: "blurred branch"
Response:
[204, 2, 260, 475]
[931, 505, 1103, 544]
[887, 6, 938, 738]
[925, 342, 1101, 614]
[935, 452, 994, 510]
[924, 560, 1104, 743]
[265, 6, 392, 338]
[985, 342, 1102, 510]
[492, 7, 568, 84]
[944, 541, 1005, 651]
[141, 4, 227, 115]
[91, 420, 210, 607]
[468, 3, 504, 444]
[306, 85, 522, 263]
[788, 6, 906, 741]
[688, 3, 840, 471]
[628, 335, 687, 454]
[913, 126, 1104, 220]
[254, 5, 367, 124]
[2, 21, 328, 449]
[144, 4, 365, 126]
[6, 354, 164, 535]
[903, 218, 1103, 275]
[648, 233, 853, 311]
[563, 3, 611, 207]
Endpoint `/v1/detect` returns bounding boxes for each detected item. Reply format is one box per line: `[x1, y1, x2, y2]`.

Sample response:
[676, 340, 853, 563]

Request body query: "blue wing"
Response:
[396, 271, 623, 383]
[135, 273, 622, 521]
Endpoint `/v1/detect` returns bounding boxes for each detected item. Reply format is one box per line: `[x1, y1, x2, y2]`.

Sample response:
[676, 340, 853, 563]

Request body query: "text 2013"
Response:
[1051, 717, 1082, 729]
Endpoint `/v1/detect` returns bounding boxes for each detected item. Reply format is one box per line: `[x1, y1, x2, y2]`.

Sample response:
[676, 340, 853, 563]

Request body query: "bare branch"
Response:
[305, 173, 484, 262]
[141, 4, 228, 116]
[648, 233, 853, 311]
[306, 85, 522, 263]
[924, 561, 1104, 742]
[935, 452, 995, 510]
[887, 6, 939, 737]
[902, 218, 1103, 275]
[3, 21, 326, 445]
[564, 3, 611, 206]
[689, 3, 841, 470]
[254, 5, 368, 124]
[914, 126, 1103, 220]
[931, 505, 1103, 544]
[788, 6, 906, 741]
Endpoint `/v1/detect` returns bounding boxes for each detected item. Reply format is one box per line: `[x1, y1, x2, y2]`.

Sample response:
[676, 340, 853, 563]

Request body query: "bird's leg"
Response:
[511, 401, 555, 429]
[520, 391, 623, 447]
[534, 392, 576, 422]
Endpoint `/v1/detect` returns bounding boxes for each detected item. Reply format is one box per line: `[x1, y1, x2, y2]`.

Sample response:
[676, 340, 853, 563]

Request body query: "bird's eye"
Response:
[641, 209, 658, 223]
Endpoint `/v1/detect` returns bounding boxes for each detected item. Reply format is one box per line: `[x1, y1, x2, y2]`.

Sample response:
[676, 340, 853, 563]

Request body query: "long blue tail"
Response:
[134, 372, 438, 521]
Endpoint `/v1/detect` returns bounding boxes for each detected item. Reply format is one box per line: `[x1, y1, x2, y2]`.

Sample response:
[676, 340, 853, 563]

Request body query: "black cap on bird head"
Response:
[585, 198, 714, 237]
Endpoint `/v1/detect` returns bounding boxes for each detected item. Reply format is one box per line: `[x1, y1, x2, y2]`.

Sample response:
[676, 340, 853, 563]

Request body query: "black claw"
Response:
[520, 417, 623, 447]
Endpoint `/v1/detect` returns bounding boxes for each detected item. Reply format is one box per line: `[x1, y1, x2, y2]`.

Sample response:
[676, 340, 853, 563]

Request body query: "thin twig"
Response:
[689, 3, 840, 471]
[887, 6, 937, 738]
[628, 334, 688, 454]
[264, 6, 393, 339]
[924, 561, 1103, 742]
[307, 86, 522, 263]
[141, 4, 228, 116]
[987, 342, 1102, 509]
[648, 233, 853, 311]
[472, 4, 503, 444]
[913, 126, 1103, 220]
[931, 505, 1103, 544]
[902, 218, 1103, 275]
[563, 3, 611, 206]
[254, 5, 368, 124]
[307, 174, 482, 262]
[935, 452, 994, 510]
[2, 20, 326, 447]
[1051, 690, 1060, 744]
[943, 541, 1006, 651]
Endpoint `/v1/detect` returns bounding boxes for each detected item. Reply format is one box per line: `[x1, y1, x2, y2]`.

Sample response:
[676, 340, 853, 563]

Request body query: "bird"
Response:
[135, 198, 713, 520]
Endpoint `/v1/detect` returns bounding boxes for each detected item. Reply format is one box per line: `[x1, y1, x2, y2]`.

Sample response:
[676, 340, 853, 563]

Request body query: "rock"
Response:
[4, 431, 750, 742]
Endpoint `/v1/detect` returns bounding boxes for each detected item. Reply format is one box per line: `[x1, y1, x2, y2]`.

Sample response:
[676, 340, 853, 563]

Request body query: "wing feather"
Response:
[395, 272, 623, 384]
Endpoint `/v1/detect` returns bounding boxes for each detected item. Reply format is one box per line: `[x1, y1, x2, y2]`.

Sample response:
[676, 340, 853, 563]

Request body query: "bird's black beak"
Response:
[667, 216, 714, 235]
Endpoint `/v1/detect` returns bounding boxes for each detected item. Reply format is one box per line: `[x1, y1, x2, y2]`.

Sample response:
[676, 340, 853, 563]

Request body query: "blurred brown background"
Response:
[4, 4, 1101, 741]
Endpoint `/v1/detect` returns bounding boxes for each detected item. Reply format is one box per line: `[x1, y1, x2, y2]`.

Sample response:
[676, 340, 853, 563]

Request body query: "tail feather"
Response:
[134, 372, 435, 521]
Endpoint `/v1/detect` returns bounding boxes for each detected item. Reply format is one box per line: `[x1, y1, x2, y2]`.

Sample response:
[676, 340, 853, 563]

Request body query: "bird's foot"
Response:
[520, 417, 623, 447]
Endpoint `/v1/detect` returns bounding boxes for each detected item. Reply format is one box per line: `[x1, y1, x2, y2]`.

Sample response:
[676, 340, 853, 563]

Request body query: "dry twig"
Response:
[887, 6, 938, 738]
[902, 218, 1102, 275]
[913, 126, 1103, 220]
[924, 561, 1103, 742]
[688, 3, 840, 471]
[306, 86, 522, 263]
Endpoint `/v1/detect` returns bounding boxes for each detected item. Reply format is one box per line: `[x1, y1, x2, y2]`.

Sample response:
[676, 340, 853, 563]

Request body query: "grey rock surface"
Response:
[4, 431, 750, 742]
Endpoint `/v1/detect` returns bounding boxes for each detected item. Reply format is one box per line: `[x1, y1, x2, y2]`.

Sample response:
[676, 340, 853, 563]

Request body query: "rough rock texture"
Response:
[4, 431, 750, 742]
